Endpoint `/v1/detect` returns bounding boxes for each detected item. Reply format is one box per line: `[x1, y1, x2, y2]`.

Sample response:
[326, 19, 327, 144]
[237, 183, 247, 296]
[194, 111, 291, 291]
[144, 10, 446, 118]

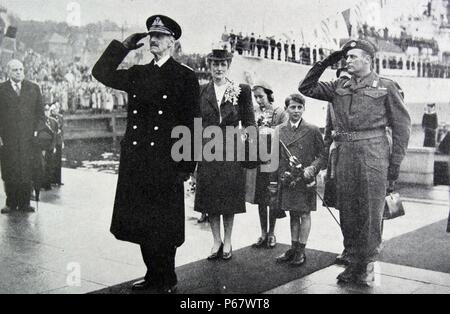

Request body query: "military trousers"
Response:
[335, 136, 389, 264]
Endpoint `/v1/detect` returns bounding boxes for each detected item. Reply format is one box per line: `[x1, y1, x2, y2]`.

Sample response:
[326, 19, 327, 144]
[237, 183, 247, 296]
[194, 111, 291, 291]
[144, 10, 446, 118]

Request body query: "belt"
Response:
[333, 128, 386, 142]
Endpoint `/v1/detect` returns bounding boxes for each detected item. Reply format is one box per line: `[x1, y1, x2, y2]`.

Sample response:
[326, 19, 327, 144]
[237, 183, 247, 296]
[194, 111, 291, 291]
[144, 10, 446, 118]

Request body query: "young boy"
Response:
[275, 94, 326, 266]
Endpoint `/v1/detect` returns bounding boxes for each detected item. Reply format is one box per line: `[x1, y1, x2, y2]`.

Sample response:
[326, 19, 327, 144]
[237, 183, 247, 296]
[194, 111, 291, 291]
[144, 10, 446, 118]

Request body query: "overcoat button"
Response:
[158, 110, 163, 115]
[163, 95, 168, 99]
[133, 125, 137, 130]
[133, 141, 137, 146]
[150, 142, 155, 146]
[133, 110, 138, 114]
[154, 126, 159, 131]
[133, 94, 137, 98]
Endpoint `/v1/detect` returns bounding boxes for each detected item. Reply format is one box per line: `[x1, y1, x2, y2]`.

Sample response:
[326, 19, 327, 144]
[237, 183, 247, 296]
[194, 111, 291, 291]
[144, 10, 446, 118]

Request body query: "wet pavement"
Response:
[0, 168, 448, 294]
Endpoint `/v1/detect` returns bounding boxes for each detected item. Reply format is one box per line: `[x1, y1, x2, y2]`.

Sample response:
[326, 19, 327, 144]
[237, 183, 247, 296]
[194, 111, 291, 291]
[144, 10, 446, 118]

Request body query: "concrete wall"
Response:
[399, 147, 436, 186]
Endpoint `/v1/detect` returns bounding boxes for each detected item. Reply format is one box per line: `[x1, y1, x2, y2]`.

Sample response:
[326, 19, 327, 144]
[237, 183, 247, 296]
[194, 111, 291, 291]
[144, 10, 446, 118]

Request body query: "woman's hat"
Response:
[206, 49, 233, 61]
[252, 80, 273, 94]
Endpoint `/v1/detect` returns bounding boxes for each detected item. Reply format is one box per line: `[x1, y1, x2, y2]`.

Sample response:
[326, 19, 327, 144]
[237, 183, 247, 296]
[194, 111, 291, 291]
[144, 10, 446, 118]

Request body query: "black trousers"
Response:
[4, 181, 31, 209]
[140, 243, 177, 287]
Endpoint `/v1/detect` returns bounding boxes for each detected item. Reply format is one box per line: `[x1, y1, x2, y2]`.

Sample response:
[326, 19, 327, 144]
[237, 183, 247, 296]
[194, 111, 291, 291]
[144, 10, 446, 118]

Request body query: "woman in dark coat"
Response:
[194, 49, 255, 260]
[250, 81, 288, 249]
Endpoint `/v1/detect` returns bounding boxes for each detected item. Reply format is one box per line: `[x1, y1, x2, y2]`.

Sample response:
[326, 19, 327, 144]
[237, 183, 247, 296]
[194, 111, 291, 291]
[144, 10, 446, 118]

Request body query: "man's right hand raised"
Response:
[123, 33, 149, 50]
[321, 50, 344, 67]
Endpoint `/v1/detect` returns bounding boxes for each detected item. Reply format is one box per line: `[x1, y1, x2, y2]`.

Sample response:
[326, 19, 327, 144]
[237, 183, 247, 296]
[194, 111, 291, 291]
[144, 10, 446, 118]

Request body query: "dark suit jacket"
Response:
[0, 80, 44, 183]
[92, 40, 200, 246]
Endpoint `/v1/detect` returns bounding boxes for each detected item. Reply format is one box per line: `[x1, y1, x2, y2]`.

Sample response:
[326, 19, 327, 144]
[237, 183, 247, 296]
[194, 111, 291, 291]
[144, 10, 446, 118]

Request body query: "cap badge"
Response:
[350, 42, 357, 48]
[152, 17, 164, 27]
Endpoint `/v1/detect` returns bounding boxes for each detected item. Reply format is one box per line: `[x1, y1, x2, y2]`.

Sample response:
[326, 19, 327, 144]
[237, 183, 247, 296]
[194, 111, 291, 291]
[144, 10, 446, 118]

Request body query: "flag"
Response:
[342, 9, 352, 36]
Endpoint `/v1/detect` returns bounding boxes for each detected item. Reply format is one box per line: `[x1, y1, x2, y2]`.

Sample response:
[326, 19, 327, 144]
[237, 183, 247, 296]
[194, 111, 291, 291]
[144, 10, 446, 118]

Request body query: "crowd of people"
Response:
[0, 49, 129, 114]
[221, 27, 330, 66]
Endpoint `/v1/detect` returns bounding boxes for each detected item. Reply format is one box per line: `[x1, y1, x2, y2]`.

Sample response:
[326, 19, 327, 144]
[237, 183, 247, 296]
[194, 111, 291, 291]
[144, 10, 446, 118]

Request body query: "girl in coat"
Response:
[250, 81, 288, 249]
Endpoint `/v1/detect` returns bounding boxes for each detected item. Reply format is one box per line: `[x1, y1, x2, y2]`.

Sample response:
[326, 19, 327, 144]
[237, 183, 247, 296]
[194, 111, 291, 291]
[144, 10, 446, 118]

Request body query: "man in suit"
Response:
[0, 59, 45, 214]
[92, 15, 200, 294]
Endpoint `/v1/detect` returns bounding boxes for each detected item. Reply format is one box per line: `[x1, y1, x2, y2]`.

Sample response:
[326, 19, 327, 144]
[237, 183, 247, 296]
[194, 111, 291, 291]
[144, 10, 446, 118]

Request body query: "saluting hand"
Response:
[123, 33, 148, 50]
[322, 50, 344, 67]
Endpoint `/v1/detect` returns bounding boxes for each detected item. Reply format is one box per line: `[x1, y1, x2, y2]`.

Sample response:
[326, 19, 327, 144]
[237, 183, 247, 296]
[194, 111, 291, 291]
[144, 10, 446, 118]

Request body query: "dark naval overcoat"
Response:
[0, 80, 44, 184]
[92, 40, 200, 247]
[194, 81, 255, 215]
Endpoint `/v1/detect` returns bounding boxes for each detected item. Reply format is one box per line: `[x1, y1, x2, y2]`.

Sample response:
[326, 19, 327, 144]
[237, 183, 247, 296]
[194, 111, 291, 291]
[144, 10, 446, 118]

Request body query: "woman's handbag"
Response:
[268, 182, 286, 219]
[383, 181, 405, 220]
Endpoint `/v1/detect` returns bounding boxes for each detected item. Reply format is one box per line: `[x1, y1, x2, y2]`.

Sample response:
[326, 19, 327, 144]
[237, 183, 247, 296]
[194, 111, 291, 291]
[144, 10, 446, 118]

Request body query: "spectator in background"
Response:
[422, 103, 438, 147]
[0, 59, 45, 214]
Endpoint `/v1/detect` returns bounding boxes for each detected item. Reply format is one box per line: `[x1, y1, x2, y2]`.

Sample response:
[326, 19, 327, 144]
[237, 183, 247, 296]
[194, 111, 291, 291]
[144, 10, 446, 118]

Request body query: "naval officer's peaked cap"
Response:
[146, 15, 182, 40]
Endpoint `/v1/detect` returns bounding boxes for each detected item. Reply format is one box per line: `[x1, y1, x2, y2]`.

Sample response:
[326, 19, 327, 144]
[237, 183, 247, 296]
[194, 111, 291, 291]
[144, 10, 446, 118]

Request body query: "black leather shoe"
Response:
[222, 246, 232, 260]
[276, 249, 295, 263]
[289, 251, 306, 267]
[20, 206, 35, 213]
[1, 206, 13, 214]
[354, 263, 375, 287]
[131, 279, 157, 291]
[267, 235, 277, 248]
[252, 236, 267, 248]
[337, 264, 358, 283]
[207, 243, 223, 260]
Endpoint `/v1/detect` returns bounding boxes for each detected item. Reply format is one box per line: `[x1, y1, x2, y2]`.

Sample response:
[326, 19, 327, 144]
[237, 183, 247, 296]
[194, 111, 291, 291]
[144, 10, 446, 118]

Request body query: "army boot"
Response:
[354, 262, 376, 287]
[337, 263, 358, 283]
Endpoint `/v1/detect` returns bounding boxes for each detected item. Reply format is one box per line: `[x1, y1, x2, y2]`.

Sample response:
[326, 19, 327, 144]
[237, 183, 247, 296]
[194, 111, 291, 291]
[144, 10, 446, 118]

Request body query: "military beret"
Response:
[206, 49, 233, 61]
[252, 80, 273, 94]
[146, 15, 182, 40]
[342, 39, 377, 58]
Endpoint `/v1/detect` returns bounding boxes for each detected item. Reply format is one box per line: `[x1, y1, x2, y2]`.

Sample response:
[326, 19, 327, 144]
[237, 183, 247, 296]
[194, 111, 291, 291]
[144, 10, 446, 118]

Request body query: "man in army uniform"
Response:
[299, 39, 411, 286]
[92, 15, 200, 293]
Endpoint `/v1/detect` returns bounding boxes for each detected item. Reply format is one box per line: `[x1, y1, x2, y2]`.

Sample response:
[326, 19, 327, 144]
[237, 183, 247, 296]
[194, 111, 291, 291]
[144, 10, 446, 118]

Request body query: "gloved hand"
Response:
[322, 50, 344, 67]
[387, 164, 400, 181]
[303, 166, 316, 180]
[122, 33, 148, 50]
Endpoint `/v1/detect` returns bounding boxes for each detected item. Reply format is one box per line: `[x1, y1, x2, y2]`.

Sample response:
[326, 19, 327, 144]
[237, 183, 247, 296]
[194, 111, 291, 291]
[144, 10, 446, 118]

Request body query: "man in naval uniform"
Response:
[92, 15, 200, 293]
[299, 39, 411, 286]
